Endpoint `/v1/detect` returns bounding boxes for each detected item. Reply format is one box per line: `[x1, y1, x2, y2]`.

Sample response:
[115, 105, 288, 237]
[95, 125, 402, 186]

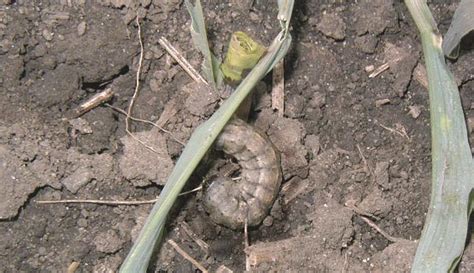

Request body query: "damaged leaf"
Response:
[442, 0, 474, 59]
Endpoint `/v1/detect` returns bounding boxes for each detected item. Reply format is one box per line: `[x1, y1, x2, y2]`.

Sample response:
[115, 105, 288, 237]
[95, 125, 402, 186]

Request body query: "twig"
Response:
[342, 251, 348, 273]
[67, 261, 80, 273]
[36, 186, 202, 205]
[344, 200, 381, 221]
[72, 88, 114, 118]
[36, 198, 158, 205]
[215, 265, 234, 273]
[377, 122, 410, 140]
[346, 198, 402, 244]
[368, 56, 403, 78]
[244, 218, 250, 272]
[271, 60, 285, 117]
[123, 16, 162, 154]
[105, 103, 185, 146]
[356, 144, 374, 179]
[180, 185, 203, 196]
[359, 216, 401, 243]
[126, 16, 144, 135]
[159, 37, 208, 85]
[368, 63, 389, 78]
[180, 222, 210, 255]
[168, 239, 209, 273]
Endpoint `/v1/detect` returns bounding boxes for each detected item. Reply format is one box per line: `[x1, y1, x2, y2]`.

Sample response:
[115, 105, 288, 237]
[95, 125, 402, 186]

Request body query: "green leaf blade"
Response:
[442, 0, 474, 59]
[185, 0, 222, 87]
[405, 1, 474, 272]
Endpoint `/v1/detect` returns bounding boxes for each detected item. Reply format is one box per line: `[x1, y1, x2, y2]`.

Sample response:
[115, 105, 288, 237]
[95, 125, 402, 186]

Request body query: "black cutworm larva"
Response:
[203, 118, 281, 229]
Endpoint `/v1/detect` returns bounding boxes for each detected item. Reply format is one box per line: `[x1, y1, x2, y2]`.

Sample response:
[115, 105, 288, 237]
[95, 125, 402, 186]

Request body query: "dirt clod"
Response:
[94, 230, 125, 254]
[119, 128, 174, 186]
[317, 12, 346, 41]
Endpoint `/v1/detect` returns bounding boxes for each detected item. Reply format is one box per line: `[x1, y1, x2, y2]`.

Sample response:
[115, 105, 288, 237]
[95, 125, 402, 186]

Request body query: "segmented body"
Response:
[203, 118, 281, 229]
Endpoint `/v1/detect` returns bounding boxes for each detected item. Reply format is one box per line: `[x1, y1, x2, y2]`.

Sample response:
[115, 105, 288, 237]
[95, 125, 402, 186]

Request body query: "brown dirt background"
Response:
[0, 0, 473, 272]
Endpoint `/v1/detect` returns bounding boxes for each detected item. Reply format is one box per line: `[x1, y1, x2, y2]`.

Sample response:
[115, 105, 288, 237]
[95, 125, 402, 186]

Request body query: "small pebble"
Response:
[77, 21, 87, 36]
[467, 116, 474, 134]
[77, 218, 88, 228]
[149, 78, 160, 92]
[42, 29, 54, 41]
[140, 0, 152, 7]
[375, 99, 390, 107]
[365, 65, 375, 73]
[408, 105, 421, 119]
[309, 92, 326, 108]
[262, 216, 273, 227]
[38, 247, 47, 256]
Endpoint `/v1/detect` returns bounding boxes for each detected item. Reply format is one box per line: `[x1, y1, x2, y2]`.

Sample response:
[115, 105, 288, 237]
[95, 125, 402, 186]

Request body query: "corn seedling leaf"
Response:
[442, 0, 474, 59]
[185, 0, 223, 87]
[405, 0, 474, 272]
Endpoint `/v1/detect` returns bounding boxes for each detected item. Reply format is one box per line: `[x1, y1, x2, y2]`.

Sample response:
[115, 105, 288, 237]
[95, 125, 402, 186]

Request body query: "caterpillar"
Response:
[203, 118, 282, 230]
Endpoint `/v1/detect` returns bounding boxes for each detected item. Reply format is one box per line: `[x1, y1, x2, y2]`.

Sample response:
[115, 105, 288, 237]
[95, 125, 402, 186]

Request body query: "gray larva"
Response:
[203, 118, 282, 229]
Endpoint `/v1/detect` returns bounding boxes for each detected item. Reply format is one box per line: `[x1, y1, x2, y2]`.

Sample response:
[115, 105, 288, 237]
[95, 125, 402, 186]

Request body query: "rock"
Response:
[77, 21, 87, 36]
[375, 99, 390, 107]
[459, 237, 474, 272]
[308, 91, 326, 108]
[140, 0, 152, 7]
[62, 166, 94, 193]
[68, 118, 93, 134]
[408, 105, 422, 119]
[317, 12, 346, 41]
[365, 65, 375, 73]
[149, 78, 161, 93]
[42, 29, 54, 41]
[467, 115, 474, 134]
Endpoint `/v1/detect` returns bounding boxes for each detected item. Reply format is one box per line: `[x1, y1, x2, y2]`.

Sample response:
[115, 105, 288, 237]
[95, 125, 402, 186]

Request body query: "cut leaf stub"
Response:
[221, 31, 267, 82]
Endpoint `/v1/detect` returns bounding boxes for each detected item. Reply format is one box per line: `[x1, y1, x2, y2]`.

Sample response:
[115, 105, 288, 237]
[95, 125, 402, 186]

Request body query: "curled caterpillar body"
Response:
[203, 118, 281, 229]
